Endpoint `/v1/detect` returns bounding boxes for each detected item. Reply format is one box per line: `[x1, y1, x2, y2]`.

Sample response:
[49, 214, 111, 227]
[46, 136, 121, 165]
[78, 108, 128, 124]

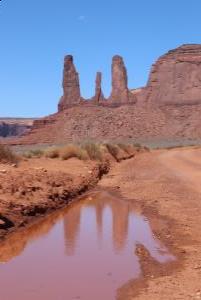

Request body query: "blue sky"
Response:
[1, 0, 201, 117]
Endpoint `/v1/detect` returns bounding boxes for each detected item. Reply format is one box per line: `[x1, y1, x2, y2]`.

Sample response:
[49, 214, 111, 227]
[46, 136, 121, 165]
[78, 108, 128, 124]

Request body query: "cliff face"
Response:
[0, 119, 35, 138]
[146, 44, 201, 105]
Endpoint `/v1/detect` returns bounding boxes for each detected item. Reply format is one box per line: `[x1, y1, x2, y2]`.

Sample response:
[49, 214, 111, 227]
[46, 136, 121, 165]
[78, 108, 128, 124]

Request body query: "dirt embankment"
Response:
[99, 147, 201, 299]
[0, 157, 109, 240]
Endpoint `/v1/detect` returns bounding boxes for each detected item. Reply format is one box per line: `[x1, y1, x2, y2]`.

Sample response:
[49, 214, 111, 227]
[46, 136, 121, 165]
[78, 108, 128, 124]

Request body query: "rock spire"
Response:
[58, 55, 81, 111]
[108, 55, 136, 105]
[93, 72, 104, 103]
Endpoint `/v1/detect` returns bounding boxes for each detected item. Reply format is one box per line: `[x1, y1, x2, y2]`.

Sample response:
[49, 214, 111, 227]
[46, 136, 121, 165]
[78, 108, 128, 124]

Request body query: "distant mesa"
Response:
[0, 118, 35, 138]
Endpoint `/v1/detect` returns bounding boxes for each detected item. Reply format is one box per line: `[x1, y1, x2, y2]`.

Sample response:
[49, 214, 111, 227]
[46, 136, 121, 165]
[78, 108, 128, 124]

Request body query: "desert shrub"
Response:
[132, 143, 143, 152]
[143, 146, 150, 152]
[82, 143, 102, 161]
[132, 143, 150, 152]
[0, 144, 19, 164]
[23, 152, 32, 159]
[133, 143, 142, 149]
[105, 143, 120, 161]
[45, 147, 60, 159]
[117, 143, 132, 154]
[60, 144, 88, 161]
[23, 149, 44, 158]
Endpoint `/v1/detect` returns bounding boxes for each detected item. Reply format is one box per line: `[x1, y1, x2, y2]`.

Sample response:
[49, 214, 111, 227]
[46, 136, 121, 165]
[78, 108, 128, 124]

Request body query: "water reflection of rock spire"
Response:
[112, 200, 129, 253]
[95, 201, 105, 239]
[63, 192, 129, 256]
[63, 204, 82, 256]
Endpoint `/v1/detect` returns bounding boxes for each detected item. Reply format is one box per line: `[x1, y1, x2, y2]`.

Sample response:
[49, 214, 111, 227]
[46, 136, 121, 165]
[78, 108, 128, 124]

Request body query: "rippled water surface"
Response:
[0, 191, 175, 300]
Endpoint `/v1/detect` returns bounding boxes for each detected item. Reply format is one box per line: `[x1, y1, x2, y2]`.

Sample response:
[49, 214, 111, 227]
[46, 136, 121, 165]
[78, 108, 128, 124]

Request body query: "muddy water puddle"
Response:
[0, 191, 175, 300]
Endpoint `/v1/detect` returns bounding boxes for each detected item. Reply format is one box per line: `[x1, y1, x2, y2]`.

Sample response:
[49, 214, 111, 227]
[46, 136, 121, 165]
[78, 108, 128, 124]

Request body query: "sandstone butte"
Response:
[6, 44, 201, 145]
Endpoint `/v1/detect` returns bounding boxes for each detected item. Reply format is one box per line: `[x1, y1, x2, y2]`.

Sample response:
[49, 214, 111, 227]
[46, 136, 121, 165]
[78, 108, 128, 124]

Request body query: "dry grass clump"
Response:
[133, 143, 142, 149]
[0, 144, 19, 164]
[20, 142, 144, 163]
[118, 143, 133, 154]
[45, 147, 60, 159]
[82, 143, 102, 161]
[23, 149, 44, 158]
[60, 144, 88, 161]
[132, 143, 150, 152]
[105, 143, 120, 161]
[143, 146, 150, 152]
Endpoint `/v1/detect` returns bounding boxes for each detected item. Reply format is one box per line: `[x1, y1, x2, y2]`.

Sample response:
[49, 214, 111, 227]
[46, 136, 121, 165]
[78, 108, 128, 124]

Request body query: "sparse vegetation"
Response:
[23, 149, 44, 158]
[118, 143, 133, 154]
[45, 147, 60, 159]
[0, 144, 19, 164]
[20, 141, 145, 162]
[105, 143, 120, 161]
[133, 143, 142, 149]
[82, 143, 102, 161]
[60, 144, 88, 161]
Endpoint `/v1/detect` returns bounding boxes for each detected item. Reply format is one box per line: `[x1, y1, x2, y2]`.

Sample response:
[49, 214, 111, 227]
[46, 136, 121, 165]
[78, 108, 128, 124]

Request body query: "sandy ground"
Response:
[99, 147, 201, 299]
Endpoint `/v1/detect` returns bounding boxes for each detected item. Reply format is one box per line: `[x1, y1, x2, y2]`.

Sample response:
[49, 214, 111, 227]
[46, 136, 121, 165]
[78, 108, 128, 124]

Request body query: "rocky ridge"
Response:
[5, 44, 201, 145]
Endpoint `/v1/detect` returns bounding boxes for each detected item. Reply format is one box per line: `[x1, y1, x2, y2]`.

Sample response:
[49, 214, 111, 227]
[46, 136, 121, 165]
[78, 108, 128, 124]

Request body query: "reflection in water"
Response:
[63, 205, 81, 256]
[0, 191, 175, 300]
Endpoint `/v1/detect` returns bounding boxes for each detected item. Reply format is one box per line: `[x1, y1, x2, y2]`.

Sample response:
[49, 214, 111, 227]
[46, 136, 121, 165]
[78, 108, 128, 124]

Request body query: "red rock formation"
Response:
[8, 44, 201, 146]
[58, 55, 81, 111]
[92, 72, 105, 103]
[146, 44, 201, 105]
[109, 55, 136, 105]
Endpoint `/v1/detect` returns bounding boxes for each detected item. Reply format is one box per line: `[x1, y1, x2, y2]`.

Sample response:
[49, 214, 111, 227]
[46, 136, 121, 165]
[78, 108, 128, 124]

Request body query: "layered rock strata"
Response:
[146, 44, 201, 105]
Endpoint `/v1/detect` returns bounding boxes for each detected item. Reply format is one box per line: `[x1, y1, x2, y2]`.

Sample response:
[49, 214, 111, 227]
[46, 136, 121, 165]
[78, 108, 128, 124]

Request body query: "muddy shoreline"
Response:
[87, 186, 186, 299]
[98, 148, 201, 299]
[0, 159, 110, 241]
[117, 193, 186, 299]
